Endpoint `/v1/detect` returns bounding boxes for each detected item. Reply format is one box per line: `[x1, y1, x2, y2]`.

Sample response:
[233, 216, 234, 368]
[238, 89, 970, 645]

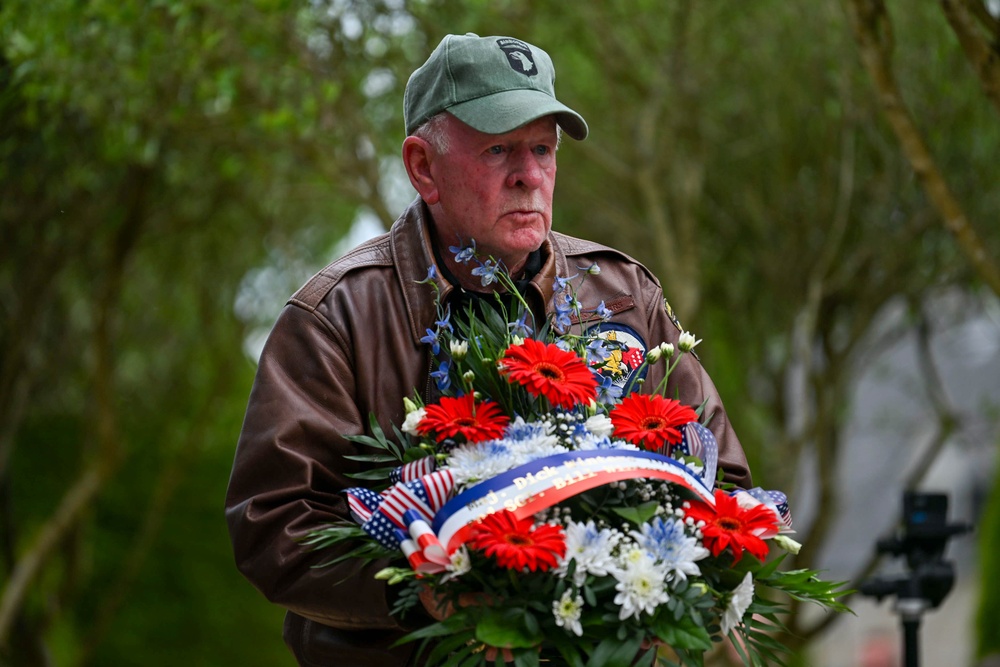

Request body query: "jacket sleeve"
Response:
[224, 303, 407, 631]
[639, 284, 753, 489]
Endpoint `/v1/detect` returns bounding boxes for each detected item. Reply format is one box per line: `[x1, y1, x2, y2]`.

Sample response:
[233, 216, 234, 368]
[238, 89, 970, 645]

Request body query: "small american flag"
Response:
[344, 469, 456, 551]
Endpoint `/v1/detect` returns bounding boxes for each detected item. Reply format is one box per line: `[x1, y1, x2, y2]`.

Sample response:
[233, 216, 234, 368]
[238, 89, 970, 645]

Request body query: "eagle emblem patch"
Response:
[496, 38, 538, 76]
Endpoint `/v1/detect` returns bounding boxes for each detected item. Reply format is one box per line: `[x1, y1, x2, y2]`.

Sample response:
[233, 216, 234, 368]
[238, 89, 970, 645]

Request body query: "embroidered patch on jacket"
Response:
[497, 38, 537, 76]
[586, 323, 648, 391]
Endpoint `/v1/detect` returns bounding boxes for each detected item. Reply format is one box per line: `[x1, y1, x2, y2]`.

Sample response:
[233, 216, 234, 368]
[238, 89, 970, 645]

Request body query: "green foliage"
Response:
[0, 0, 378, 664]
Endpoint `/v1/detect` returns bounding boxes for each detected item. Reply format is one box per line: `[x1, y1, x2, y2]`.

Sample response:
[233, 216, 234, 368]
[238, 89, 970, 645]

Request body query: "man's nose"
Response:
[506, 150, 545, 189]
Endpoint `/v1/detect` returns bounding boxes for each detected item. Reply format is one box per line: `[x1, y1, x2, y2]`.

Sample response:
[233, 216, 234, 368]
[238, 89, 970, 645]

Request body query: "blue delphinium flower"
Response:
[420, 328, 440, 355]
[471, 259, 500, 287]
[586, 338, 611, 365]
[430, 359, 451, 392]
[553, 293, 574, 332]
[508, 310, 533, 338]
[552, 273, 578, 293]
[417, 265, 437, 284]
[450, 239, 476, 264]
[595, 374, 623, 404]
[593, 300, 613, 321]
[435, 305, 453, 334]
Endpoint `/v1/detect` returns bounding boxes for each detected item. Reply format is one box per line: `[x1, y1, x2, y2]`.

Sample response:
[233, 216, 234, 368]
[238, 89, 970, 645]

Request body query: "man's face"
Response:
[427, 115, 558, 271]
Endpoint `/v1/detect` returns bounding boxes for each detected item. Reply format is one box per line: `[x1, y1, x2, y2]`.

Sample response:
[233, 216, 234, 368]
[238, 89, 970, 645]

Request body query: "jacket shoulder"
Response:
[289, 232, 393, 310]
[550, 232, 659, 283]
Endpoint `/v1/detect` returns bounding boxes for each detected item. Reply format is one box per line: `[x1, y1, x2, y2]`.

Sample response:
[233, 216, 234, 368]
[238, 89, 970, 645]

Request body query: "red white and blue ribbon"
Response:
[345, 441, 793, 574]
[677, 422, 718, 490]
[734, 487, 793, 530]
[431, 449, 715, 555]
[343, 467, 455, 572]
[389, 456, 438, 485]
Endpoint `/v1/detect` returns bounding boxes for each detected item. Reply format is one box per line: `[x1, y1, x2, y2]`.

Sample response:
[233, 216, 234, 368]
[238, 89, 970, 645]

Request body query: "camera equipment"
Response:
[860, 491, 972, 667]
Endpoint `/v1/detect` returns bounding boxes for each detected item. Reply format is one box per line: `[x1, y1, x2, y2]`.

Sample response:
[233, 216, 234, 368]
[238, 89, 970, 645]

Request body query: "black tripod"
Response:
[859, 491, 971, 667]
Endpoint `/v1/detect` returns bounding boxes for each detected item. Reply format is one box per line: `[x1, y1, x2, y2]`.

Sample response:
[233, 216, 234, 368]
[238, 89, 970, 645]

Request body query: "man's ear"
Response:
[402, 136, 440, 206]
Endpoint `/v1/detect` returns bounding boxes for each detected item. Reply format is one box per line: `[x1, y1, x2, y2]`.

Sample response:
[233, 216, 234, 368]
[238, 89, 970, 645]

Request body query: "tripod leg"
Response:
[902, 616, 920, 667]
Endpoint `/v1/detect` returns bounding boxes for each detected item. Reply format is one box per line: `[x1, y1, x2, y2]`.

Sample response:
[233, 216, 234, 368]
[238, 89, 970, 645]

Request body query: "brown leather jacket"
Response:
[225, 198, 751, 666]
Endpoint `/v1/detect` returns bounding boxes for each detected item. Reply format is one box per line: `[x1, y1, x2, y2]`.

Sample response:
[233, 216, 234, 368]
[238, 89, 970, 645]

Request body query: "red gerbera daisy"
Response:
[498, 339, 597, 409]
[609, 394, 698, 452]
[683, 489, 780, 563]
[416, 394, 509, 444]
[469, 510, 566, 572]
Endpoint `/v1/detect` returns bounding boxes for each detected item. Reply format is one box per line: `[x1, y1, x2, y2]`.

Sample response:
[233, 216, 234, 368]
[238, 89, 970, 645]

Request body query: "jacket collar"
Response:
[391, 197, 562, 346]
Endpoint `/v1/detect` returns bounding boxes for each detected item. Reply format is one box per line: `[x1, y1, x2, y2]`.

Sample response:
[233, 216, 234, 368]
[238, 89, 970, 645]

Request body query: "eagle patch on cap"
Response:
[587, 323, 648, 392]
[496, 38, 537, 76]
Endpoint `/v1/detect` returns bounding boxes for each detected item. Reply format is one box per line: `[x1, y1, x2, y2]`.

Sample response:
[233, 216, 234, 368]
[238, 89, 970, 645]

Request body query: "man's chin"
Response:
[503, 224, 549, 252]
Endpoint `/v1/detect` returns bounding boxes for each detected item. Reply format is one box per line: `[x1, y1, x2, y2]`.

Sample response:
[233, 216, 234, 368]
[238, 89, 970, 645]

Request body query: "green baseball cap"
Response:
[404, 33, 588, 141]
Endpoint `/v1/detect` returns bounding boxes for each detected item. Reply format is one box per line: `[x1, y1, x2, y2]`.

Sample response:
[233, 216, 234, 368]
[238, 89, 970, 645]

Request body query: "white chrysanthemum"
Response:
[508, 435, 565, 465]
[446, 441, 515, 486]
[631, 517, 709, 583]
[613, 550, 670, 620]
[400, 407, 426, 435]
[619, 544, 645, 566]
[440, 546, 471, 583]
[556, 520, 621, 585]
[552, 589, 584, 637]
[584, 414, 614, 438]
[575, 433, 615, 451]
[504, 417, 564, 465]
[721, 572, 755, 635]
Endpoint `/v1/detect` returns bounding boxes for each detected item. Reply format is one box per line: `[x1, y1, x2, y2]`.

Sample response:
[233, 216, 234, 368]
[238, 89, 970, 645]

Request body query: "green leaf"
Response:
[652, 616, 713, 652]
[475, 608, 543, 649]
[423, 630, 474, 664]
[345, 468, 393, 481]
[512, 648, 541, 667]
[609, 500, 660, 526]
[341, 453, 400, 463]
[632, 647, 657, 667]
[584, 631, 644, 667]
[753, 552, 786, 579]
[396, 614, 471, 645]
[582, 584, 597, 607]
[523, 611, 540, 637]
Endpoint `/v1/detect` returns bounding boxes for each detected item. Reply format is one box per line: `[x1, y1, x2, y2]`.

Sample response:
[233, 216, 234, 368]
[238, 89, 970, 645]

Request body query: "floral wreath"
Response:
[306, 240, 849, 666]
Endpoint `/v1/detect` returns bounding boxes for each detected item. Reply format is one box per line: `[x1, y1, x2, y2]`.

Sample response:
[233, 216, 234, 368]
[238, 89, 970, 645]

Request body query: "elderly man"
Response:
[226, 33, 751, 667]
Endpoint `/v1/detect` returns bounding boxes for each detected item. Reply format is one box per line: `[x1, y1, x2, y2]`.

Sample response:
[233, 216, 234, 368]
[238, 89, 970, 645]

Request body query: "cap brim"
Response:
[447, 88, 589, 141]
